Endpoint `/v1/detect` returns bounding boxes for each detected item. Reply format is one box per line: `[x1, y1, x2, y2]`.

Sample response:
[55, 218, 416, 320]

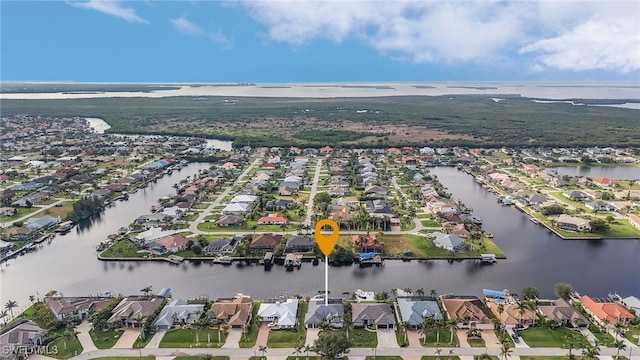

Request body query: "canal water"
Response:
[548, 166, 640, 180]
[1, 165, 638, 312]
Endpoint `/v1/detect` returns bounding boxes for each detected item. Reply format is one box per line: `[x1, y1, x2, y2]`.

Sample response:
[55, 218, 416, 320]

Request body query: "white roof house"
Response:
[622, 296, 640, 313]
[154, 299, 205, 330]
[230, 195, 258, 204]
[430, 232, 467, 252]
[257, 298, 298, 329]
[221, 203, 252, 214]
[134, 227, 175, 245]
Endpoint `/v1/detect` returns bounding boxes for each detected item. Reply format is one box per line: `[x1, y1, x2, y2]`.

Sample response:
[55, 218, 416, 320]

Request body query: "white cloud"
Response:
[69, 0, 149, 24]
[241, 0, 640, 73]
[170, 16, 231, 49]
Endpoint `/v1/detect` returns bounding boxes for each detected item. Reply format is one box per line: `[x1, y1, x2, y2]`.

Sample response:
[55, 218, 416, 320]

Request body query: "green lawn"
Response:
[520, 357, 565, 360]
[348, 328, 378, 348]
[132, 331, 154, 349]
[89, 328, 124, 349]
[365, 357, 403, 360]
[419, 329, 459, 347]
[47, 334, 84, 359]
[590, 326, 615, 346]
[3, 207, 39, 222]
[267, 301, 307, 348]
[92, 357, 155, 360]
[625, 326, 640, 344]
[421, 220, 441, 227]
[520, 326, 589, 347]
[467, 337, 486, 347]
[174, 356, 229, 360]
[159, 328, 226, 348]
[101, 239, 146, 258]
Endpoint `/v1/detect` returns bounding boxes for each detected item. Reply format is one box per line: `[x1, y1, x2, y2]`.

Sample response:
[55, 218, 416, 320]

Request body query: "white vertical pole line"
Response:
[325, 255, 328, 306]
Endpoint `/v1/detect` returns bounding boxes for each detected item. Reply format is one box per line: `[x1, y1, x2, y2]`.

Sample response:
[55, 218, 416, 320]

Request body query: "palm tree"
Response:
[140, 286, 152, 297]
[435, 319, 444, 344]
[292, 345, 303, 360]
[430, 289, 438, 298]
[515, 300, 528, 326]
[0, 310, 8, 326]
[613, 339, 626, 359]
[28, 295, 35, 304]
[416, 288, 425, 296]
[404, 288, 413, 296]
[4, 300, 18, 320]
[303, 344, 313, 360]
[434, 347, 442, 360]
[419, 316, 435, 344]
[447, 318, 458, 344]
[258, 344, 267, 359]
[613, 322, 624, 340]
[400, 321, 410, 343]
[134, 314, 147, 340]
[582, 344, 600, 360]
[500, 339, 513, 360]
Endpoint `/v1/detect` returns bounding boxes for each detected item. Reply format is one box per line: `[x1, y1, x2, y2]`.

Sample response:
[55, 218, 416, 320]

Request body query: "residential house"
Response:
[396, 297, 443, 329]
[319, 146, 333, 155]
[628, 214, 640, 230]
[265, 199, 294, 211]
[285, 236, 314, 253]
[537, 298, 588, 327]
[278, 182, 300, 196]
[351, 303, 395, 329]
[215, 214, 245, 227]
[585, 201, 616, 212]
[563, 190, 590, 202]
[441, 297, 493, 329]
[257, 213, 288, 225]
[257, 298, 299, 329]
[0, 320, 47, 360]
[44, 297, 113, 322]
[221, 202, 253, 215]
[25, 215, 60, 230]
[211, 296, 254, 328]
[149, 234, 189, 253]
[352, 234, 380, 253]
[364, 185, 388, 198]
[203, 235, 242, 255]
[154, 299, 205, 330]
[1, 227, 38, 241]
[555, 214, 591, 232]
[488, 302, 538, 326]
[592, 177, 615, 187]
[304, 298, 344, 328]
[250, 233, 283, 253]
[578, 295, 634, 325]
[107, 296, 165, 328]
[621, 296, 640, 314]
[430, 232, 467, 252]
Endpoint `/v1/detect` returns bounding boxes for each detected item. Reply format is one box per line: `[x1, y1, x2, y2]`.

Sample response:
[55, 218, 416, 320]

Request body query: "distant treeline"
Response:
[2, 95, 639, 148]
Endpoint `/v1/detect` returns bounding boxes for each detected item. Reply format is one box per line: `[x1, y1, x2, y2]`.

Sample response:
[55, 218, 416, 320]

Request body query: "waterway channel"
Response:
[1, 164, 637, 312]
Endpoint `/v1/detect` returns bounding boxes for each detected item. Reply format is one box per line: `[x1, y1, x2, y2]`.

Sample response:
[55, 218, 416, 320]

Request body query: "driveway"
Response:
[145, 330, 167, 349]
[75, 321, 97, 353]
[481, 329, 501, 347]
[255, 323, 269, 347]
[305, 328, 320, 346]
[406, 329, 422, 348]
[222, 328, 242, 349]
[112, 328, 140, 348]
[456, 329, 471, 347]
[376, 329, 399, 348]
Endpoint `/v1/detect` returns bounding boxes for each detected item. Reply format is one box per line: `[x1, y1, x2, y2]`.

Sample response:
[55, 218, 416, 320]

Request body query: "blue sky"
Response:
[1, 0, 639, 82]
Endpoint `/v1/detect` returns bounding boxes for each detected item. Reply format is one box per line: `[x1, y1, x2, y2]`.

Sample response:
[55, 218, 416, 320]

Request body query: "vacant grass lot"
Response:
[520, 326, 589, 347]
[348, 328, 378, 348]
[90, 328, 124, 349]
[160, 328, 226, 348]
[100, 239, 146, 258]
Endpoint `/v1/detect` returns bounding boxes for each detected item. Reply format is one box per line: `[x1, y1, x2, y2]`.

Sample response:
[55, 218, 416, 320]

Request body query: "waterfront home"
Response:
[554, 214, 591, 232]
[592, 177, 615, 187]
[0, 320, 47, 359]
[44, 297, 113, 322]
[537, 298, 588, 327]
[352, 234, 381, 254]
[203, 235, 242, 255]
[441, 297, 493, 329]
[285, 236, 314, 253]
[1, 227, 38, 241]
[107, 296, 165, 328]
[211, 295, 253, 328]
[488, 302, 538, 326]
[257, 213, 288, 225]
[396, 297, 443, 329]
[621, 296, 640, 313]
[149, 234, 189, 253]
[629, 214, 640, 230]
[24, 215, 59, 230]
[154, 299, 205, 330]
[578, 295, 635, 325]
[351, 303, 395, 329]
[134, 227, 175, 245]
[250, 233, 283, 253]
[257, 298, 298, 329]
[304, 298, 344, 329]
[430, 232, 467, 252]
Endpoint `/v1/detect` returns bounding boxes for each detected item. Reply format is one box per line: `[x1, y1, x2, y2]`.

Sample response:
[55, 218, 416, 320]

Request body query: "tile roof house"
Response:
[304, 298, 344, 329]
[537, 298, 588, 327]
[578, 295, 634, 325]
[488, 302, 538, 326]
[397, 297, 443, 329]
[211, 296, 254, 328]
[154, 299, 205, 330]
[107, 296, 165, 328]
[257, 298, 299, 329]
[441, 297, 494, 329]
[215, 214, 245, 227]
[44, 297, 114, 322]
[555, 214, 591, 232]
[257, 213, 289, 225]
[352, 303, 395, 329]
[0, 320, 47, 359]
[592, 177, 614, 187]
[150, 234, 189, 253]
[250, 234, 283, 252]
